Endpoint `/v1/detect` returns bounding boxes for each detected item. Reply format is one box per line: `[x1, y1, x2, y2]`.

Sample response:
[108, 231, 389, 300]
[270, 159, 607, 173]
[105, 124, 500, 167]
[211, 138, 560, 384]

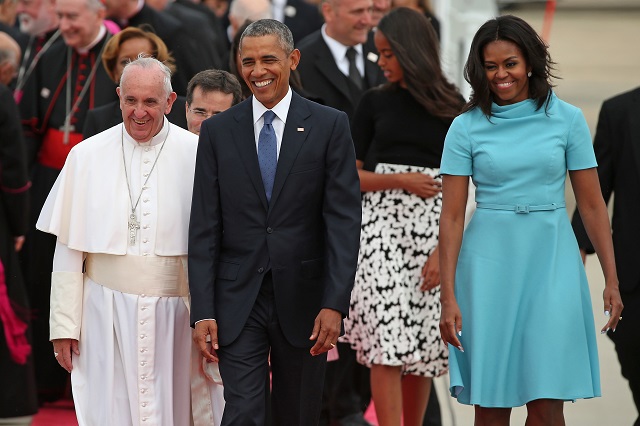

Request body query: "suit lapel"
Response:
[232, 101, 269, 211]
[268, 93, 311, 213]
[363, 43, 381, 89]
[313, 38, 353, 102]
[629, 90, 640, 176]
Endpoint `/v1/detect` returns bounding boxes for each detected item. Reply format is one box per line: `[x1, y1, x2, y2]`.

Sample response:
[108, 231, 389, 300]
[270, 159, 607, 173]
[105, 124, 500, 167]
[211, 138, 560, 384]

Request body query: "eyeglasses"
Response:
[187, 107, 216, 119]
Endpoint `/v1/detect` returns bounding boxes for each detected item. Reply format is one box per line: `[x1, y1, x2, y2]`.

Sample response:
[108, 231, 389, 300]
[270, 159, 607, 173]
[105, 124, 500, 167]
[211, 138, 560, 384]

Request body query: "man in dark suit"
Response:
[189, 19, 362, 425]
[572, 87, 640, 426]
[271, 0, 323, 44]
[19, 0, 117, 404]
[296, 0, 384, 121]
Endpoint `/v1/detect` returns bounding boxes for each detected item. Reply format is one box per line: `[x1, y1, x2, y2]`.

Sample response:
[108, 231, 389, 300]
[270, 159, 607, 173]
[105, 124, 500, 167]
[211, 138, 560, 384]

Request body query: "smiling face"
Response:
[374, 29, 404, 87]
[323, 0, 373, 46]
[240, 34, 299, 109]
[56, 0, 104, 49]
[117, 65, 177, 143]
[482, 39, 531, 106]
[17, 0, 58, 36]
[114, 37, 153, 83]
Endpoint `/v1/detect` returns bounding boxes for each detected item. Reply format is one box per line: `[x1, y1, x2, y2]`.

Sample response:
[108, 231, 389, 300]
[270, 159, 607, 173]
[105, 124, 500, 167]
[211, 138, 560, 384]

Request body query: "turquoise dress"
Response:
[440, 93, 601, 407]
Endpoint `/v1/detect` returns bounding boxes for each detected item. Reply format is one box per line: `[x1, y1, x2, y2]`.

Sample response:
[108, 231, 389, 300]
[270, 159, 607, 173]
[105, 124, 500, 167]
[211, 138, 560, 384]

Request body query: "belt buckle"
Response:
[515, 204, 529, 214]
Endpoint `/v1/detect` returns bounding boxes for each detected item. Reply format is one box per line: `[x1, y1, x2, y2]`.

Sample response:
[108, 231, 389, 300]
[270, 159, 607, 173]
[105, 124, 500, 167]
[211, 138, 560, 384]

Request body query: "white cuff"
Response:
[50, 271, 84, 340]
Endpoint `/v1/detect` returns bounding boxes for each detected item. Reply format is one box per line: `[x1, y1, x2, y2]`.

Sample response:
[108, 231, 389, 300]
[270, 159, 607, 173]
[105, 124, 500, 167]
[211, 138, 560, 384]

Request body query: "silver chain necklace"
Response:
[121, 123, 170, 245]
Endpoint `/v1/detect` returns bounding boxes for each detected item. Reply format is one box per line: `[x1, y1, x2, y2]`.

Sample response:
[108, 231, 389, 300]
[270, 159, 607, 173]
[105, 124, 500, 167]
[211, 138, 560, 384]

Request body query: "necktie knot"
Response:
[263, 110, 276, 125]
[346, 47, 357, 62]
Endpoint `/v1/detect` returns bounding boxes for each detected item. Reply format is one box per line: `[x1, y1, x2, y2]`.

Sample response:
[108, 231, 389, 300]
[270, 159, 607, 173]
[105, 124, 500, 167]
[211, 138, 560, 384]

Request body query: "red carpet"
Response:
[33, 400, 378, 425]
[32, 400, 77, 426]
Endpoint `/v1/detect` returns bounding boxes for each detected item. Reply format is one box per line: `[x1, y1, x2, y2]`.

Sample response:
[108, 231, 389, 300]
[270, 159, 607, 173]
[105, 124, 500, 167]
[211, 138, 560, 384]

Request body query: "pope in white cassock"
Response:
[36, 57, 198, 425]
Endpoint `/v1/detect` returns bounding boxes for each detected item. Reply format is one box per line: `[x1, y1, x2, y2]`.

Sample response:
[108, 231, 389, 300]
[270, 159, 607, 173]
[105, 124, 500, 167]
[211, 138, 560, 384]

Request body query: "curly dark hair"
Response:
[463, 15, 558, 117]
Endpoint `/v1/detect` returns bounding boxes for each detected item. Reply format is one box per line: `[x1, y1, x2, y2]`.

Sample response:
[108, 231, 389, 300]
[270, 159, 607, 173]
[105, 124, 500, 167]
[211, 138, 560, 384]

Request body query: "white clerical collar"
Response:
[321, 24, 363, 67]
[123, 117, 170, 147]
[251, 87, 292, 125]
[76, 25, 106, 54]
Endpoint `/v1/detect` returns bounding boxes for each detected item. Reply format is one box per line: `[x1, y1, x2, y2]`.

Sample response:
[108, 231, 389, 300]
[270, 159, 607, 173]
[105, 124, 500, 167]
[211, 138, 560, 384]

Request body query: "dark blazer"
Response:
[188, 92, 362, 348]
[127, 4, 218, 95]
[283, 0, 324, 44]
[572, 87, 640, 293]
[82, 96, 188, 138]
[296, 31, 386, 120]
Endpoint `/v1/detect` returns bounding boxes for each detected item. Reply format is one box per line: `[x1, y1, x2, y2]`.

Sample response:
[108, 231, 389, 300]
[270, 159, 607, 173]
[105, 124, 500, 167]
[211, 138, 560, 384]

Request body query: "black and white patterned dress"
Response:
[343, 163, 448, 376]
[342, 85, 450, 377]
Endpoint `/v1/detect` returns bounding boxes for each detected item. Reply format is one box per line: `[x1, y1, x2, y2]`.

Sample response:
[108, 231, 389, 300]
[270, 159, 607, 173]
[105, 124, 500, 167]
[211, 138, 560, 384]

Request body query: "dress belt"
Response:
[476, 202, 566, 214]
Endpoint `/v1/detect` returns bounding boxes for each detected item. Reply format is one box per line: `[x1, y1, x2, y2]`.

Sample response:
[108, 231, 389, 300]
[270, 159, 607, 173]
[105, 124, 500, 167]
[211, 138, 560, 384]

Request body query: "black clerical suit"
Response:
[572, 87, 640, 426]
[19, 29, 117, 404]
[189, 91, 362, 425]
[0, 83, 37, 419]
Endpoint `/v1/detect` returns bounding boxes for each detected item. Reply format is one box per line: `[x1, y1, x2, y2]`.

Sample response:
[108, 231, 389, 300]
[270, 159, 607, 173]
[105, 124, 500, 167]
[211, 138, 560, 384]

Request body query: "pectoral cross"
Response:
[60, 119, 75, 145]
[128, 213, 140, 245]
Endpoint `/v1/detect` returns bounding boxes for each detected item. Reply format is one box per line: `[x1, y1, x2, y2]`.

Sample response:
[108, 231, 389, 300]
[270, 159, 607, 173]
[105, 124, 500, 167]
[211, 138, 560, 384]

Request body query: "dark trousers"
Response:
[423, 381, 442, 426]
[609, 285, 640, 426]
[320, 342, 371, 424]
[217, 273, 327, 425]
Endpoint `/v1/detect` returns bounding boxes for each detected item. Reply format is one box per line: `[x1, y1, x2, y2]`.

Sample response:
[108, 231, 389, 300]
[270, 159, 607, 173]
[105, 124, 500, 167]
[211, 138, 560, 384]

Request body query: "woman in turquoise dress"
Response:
[438, 15, 623, 425]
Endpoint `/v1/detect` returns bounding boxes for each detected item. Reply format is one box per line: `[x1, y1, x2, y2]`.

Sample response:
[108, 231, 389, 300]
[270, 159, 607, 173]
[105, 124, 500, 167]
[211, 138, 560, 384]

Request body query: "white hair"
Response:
[119, 55, 173, 96]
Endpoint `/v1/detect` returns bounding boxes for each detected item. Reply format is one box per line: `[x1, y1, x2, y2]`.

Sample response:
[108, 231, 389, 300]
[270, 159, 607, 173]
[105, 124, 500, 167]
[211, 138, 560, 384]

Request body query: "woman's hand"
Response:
[439, 299, 464, 352]
[601, 280, 623, 334]
[420, 246, 440, 291]
[400, 173, 441, 198]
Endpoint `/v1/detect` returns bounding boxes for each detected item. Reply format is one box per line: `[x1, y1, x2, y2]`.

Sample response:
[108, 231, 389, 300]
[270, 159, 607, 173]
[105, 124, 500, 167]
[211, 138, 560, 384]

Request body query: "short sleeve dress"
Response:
[440, 93, 601, 407]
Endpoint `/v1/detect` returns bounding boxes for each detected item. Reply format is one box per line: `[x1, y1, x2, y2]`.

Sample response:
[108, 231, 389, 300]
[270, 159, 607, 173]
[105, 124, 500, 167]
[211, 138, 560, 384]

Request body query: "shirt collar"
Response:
[321, 24, 363, 65]
[251, 87, 293, 125]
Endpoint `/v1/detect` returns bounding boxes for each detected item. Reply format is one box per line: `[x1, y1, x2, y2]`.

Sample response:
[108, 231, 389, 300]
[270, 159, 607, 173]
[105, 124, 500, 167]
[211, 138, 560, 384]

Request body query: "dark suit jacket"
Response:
[126, 5, 218, 95]
[296, 31, 386, 120]
[188, 92, 362, 348]
[82, 96, 188, 138]
[174, 0, 227, 63]
[572, 87, 640, 293]
[283, 0, 323, 44]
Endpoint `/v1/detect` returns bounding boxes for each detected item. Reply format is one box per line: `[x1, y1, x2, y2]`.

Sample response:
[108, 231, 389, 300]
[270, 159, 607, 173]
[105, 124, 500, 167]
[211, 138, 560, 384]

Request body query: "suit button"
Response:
[258, 267, 264, 273]
[266, 227, 273, 234]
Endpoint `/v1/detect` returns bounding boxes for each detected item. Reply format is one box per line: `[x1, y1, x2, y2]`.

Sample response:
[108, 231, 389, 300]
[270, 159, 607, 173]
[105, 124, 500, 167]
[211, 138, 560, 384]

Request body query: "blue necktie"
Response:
[258, 110, 277, 203]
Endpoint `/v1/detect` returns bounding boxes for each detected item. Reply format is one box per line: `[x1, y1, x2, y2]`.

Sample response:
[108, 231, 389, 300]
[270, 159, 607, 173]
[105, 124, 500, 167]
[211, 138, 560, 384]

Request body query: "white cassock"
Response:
[37, 120, 224, 426]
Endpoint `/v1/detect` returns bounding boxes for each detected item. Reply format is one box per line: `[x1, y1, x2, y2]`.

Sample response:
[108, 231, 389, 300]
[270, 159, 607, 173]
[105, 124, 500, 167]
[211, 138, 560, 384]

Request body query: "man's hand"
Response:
[193, 320, 219, 363]
[309, 308, 342, 356]
[14, 236, 25, 252]
[52, 338, 79, 373]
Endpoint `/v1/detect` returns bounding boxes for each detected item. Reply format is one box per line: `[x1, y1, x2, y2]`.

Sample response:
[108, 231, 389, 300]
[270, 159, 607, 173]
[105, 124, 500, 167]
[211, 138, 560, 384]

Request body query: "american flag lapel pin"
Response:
[297, 127, 304, 132]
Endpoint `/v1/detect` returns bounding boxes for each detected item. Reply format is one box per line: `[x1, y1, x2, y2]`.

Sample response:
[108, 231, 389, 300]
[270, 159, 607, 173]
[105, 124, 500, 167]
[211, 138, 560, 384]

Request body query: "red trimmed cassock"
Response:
[19, 25, 117, 403]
